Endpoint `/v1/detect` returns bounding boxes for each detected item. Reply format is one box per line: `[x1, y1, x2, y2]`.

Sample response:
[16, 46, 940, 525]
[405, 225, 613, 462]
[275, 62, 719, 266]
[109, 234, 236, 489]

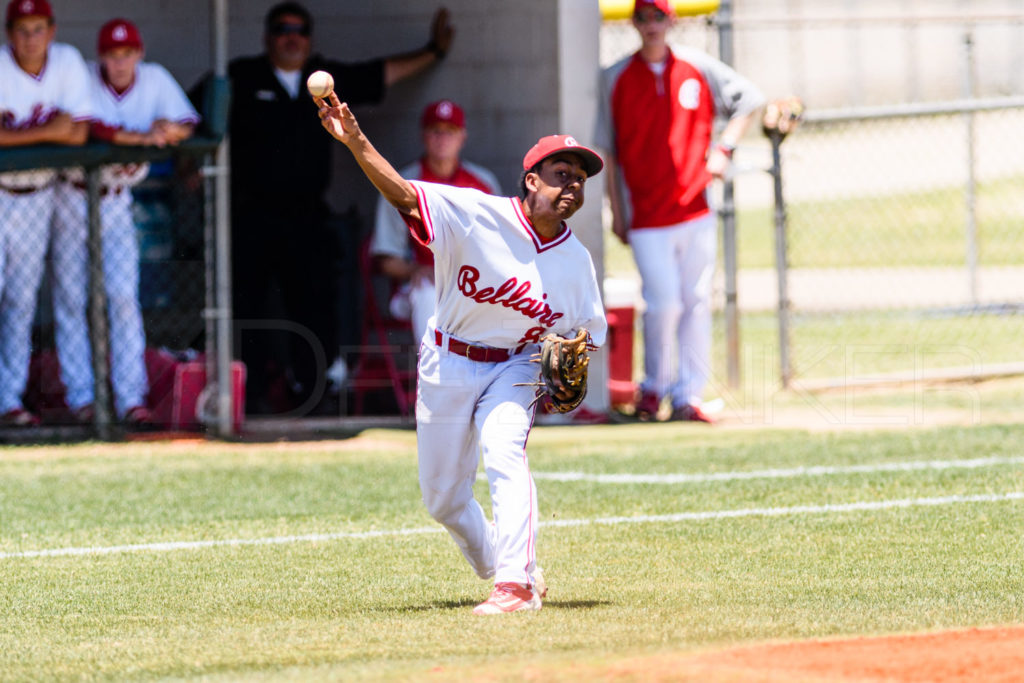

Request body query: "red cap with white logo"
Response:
[633, 0, 674, 16]
[522, 135, 604, 178]
[420, 100, 465, 129]
[98, 18, 143, 54]
[6, 0, 52, 25]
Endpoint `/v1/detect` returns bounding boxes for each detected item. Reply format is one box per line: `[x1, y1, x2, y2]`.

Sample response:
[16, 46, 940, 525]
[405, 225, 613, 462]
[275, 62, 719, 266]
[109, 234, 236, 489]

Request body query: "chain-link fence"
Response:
[601, 5, 1024, 394]
[1, 144, 222, 440]
[767, 101, 1024, 387]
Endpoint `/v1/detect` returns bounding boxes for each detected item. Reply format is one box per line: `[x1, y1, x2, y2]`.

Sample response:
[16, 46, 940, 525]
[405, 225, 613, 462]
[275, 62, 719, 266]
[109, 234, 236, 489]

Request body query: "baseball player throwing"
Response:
[51, 18, 199, 425]
[315, 92, 606, 614]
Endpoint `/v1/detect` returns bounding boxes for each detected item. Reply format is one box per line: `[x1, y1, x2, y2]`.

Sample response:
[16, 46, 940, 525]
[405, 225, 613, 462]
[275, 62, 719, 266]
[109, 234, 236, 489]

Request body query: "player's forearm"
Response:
[154, 120, 196, 144]
[0, 128, 33, 146]
[720, 109, 759, 147]
[64, 121, 90, 145]
[0, 119, 85, 146]
[383, 7, 451, 87]
[383, 49, 440, 87]
[604, 156, 625, 217]
[106, 129, 148, 146]
[347, 135, 419, 213]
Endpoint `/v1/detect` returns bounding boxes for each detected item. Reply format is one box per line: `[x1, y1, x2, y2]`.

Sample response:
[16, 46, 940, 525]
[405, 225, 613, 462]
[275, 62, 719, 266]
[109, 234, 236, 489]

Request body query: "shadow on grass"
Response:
[382, 599, 612, 613]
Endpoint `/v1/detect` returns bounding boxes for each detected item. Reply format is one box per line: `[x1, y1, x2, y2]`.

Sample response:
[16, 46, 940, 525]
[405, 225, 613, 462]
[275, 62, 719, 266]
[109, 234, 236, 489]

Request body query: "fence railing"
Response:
[0, 139, 226, 439]
[765, 96, 1024, 388]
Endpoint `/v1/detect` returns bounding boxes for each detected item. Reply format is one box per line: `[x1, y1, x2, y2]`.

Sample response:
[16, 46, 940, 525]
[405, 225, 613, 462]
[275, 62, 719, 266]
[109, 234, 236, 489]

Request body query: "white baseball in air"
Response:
[306, 70, 334, 98]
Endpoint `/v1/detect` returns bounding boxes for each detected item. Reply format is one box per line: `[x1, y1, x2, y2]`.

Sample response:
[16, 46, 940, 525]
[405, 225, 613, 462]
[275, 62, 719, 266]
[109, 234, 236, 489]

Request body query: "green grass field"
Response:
[602, 176, 1024, 275]
[740, 176, 1024, 270]
[3, 382, 1024, 680]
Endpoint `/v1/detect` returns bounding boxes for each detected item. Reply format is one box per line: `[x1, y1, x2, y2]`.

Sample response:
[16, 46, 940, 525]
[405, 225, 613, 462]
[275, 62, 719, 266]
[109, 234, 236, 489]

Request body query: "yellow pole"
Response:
[599, 0, 721, 21]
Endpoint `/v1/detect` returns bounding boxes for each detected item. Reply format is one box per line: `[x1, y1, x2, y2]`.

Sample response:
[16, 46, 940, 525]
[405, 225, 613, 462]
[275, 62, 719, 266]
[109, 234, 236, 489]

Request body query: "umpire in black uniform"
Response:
[216, 2, 453, 414]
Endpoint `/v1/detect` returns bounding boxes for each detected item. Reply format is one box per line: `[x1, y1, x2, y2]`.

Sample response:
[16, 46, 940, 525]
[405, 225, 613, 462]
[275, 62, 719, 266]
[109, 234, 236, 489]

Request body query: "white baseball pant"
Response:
[0, 187, 54, 413]
[630, 212, 717, 408]
[51, 182, 148, 417]
[415, 333, 540, 586]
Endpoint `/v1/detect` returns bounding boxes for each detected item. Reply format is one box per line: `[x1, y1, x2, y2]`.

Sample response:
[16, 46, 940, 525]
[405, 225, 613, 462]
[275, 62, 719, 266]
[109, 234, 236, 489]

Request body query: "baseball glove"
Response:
[762, 96, 805, 139]
[531, 328, 591, 414]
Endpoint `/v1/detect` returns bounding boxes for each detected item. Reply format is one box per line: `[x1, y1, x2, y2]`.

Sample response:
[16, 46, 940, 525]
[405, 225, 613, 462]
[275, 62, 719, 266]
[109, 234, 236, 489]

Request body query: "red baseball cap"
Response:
[6, 0, 52, 25]
[634, 0, 674, 16]
[522, 134, 604, 178]
[98, 18, 143, 54]
[420, 100, 465, 129]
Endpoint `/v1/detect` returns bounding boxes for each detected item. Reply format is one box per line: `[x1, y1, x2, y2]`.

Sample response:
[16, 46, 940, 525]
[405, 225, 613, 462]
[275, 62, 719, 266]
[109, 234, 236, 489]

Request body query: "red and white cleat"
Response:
[670, 404, 715, 424]
[472, 582, 542, 615]
[635, 390, 661, 422]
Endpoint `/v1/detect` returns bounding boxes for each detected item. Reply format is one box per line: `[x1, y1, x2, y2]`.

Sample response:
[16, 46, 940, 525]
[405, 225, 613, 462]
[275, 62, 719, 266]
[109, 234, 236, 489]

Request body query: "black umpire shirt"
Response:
[226, 53, 385, 206]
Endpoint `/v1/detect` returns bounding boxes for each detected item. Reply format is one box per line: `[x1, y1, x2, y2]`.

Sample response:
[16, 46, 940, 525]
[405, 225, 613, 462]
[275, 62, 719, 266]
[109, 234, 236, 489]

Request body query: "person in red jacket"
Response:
[595, 0, 763, 423]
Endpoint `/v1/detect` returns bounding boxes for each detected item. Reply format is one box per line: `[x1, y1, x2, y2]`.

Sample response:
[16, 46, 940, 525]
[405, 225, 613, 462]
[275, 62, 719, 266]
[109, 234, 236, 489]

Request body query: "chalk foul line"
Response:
[532, 455, 1024, 485]
[3, 491, 1021, 560]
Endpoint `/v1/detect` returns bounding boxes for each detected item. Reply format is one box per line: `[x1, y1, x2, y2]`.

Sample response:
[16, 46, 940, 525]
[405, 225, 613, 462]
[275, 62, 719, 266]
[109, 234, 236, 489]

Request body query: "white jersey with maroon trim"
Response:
[408, 180, 607, 349]
[0, 42, 93, 189]
[63, 60, 201, 189]
[372, 159, 501, 262]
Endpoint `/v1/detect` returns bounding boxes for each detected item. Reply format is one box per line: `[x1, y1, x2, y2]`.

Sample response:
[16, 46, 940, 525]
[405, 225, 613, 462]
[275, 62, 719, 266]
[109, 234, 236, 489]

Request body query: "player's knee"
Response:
[643, 299, 683, 318]
[421, 488, 462, 524]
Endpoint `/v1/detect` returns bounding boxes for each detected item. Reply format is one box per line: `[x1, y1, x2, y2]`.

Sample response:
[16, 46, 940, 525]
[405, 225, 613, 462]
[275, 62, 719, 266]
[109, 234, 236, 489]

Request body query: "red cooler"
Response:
[605, 306, 637, 407]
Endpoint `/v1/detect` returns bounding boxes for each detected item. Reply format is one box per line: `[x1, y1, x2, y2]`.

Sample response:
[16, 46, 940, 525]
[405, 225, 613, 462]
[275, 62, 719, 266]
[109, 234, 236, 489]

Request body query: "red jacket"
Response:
[597, 46, 764, 230]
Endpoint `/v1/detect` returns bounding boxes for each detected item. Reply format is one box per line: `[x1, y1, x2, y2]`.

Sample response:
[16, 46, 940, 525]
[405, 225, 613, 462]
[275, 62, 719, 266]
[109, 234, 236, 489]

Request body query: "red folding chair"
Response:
[346, 239, 417, 417]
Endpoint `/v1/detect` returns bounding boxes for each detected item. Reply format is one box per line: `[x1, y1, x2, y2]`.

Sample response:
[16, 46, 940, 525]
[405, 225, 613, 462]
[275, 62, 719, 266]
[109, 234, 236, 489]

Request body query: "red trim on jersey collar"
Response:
[98, 62, 137, 100]
[103, 77, 136, 100]
[4, 44, 46, 81]
[510, 197, 571, 252]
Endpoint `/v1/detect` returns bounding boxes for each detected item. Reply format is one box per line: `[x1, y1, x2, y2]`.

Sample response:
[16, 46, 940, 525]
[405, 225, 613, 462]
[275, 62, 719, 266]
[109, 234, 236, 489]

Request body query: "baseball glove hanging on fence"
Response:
[762, 96, 805, 139]
[527, 328, 591, 414]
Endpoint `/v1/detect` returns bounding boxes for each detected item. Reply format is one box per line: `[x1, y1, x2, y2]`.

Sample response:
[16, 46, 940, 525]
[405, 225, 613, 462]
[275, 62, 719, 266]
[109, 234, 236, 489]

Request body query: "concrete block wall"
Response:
[42, 0, 611, 410]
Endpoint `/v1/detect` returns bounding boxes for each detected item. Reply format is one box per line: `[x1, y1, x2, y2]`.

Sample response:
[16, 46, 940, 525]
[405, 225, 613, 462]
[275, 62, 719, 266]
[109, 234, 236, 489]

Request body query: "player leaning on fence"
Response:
[0, 0, 93, 427]
[595, 0, 764, 424]
[314, 92, 607, 614]
[50, 18, 200, 429]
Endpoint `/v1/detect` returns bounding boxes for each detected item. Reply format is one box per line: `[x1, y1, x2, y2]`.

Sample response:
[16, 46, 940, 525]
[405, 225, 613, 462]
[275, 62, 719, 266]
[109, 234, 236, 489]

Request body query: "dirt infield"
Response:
[598, 626, 1024, 682]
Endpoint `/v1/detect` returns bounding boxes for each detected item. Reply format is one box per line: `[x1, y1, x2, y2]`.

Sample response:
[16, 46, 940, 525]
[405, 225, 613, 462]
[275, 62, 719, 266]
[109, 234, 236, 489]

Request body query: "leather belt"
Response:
[0, 185, 40, 195]
[434, 329, 523, 363]
[71, 181, 124, 197]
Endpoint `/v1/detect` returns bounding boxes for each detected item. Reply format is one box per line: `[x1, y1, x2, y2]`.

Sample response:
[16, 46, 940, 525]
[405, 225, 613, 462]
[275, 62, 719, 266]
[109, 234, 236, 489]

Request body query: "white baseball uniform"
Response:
[51, 60, 199, 416]
[371, 159, 501, 343]
[0, 42, 93, 415]
[406, 180, 606, 587]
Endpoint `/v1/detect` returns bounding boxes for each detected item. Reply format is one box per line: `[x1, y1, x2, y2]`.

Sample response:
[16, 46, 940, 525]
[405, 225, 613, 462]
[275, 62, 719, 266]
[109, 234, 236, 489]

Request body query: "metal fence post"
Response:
[86, 167, 113, 439]
[962, 29, 979, 306]
[717, 0, 740, 388]
[721, 178, 740, 389]
[205, 0, 234, 439]
[769, 130, 793, 388]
